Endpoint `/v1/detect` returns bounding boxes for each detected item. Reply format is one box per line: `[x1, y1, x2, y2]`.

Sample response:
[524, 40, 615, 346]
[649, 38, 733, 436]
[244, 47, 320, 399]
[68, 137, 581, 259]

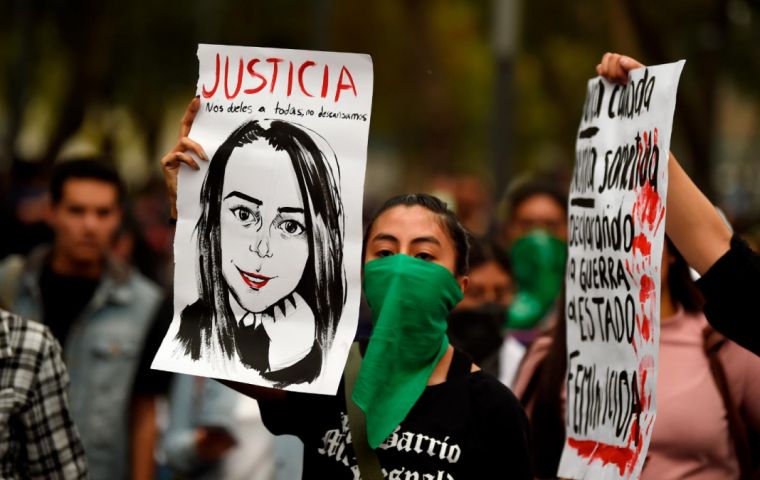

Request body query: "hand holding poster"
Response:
[152, 44, 373, 395]
[559, 61, 684, 479]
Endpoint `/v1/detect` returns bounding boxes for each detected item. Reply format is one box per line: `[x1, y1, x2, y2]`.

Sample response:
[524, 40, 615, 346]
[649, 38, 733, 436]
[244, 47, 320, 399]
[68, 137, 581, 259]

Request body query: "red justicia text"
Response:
[201, 54, 358, 103]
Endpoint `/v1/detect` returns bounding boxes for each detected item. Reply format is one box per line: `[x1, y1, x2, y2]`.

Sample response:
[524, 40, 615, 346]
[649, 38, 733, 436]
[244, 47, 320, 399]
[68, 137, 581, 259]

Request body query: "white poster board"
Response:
[559, 61, 684, 478]
[152, 44, 373, 395]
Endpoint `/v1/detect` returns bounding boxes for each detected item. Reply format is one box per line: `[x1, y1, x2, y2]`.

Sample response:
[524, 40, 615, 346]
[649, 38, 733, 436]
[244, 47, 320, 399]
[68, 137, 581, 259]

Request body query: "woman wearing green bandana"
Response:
[238, 195, 530, 479]
[161, 102, 532, 479]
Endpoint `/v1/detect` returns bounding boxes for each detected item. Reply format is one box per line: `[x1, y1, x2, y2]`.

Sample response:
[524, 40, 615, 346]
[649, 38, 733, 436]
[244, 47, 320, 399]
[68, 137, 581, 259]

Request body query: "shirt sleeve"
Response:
[258, 391, 318, 438]
[22, 329, 88, 479]
[696, 234, 760, 357]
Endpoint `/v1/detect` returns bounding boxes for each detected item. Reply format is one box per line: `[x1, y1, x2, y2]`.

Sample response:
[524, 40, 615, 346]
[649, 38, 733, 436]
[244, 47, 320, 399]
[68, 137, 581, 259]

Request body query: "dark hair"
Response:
[520, 296, 568, 477]
[194, 119, 345, 361]
[507, 179, 568, 219]
[363, 193, 470, 276]
[50, 159, 125, 205]
[468, 236, 511, 275]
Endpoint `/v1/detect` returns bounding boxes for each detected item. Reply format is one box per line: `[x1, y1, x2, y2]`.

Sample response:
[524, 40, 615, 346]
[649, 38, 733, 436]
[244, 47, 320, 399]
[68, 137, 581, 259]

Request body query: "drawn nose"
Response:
[249, 231, 273, 258]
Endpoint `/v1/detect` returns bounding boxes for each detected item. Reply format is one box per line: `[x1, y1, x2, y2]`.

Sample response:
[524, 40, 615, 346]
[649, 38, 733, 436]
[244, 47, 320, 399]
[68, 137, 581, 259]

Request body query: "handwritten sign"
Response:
[152, 44, 373, 395]
[559, 61, 684, 479]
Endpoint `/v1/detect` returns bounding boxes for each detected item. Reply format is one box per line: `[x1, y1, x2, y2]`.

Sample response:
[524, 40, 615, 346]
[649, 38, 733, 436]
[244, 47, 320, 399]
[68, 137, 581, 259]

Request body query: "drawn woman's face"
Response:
[220, 142, 309, 313]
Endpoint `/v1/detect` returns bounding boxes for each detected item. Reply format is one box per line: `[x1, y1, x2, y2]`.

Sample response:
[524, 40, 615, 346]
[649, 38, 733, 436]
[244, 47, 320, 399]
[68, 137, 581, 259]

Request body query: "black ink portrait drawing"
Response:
[176, 119, 346, 388]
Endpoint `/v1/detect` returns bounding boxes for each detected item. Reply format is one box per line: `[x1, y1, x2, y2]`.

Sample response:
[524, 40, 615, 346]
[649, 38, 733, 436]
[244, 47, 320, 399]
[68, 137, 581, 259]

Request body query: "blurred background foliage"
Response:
[1, 0, 758, 224]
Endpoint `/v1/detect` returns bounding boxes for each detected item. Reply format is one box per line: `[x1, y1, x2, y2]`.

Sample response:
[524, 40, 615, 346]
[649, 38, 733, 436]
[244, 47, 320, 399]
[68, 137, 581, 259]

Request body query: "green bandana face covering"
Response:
[353, 254, 464, 448]
[507, 231, 567, 329]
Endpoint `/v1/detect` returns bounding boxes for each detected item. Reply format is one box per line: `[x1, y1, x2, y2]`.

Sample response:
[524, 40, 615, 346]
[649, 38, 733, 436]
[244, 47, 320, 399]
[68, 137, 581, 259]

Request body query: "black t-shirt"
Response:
[39, 262, 99, 344]
[259, 346, 533, 479]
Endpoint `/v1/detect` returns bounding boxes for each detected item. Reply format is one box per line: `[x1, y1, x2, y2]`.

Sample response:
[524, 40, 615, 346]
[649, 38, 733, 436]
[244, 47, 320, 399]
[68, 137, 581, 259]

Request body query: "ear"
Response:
[457, 275, 470, 293]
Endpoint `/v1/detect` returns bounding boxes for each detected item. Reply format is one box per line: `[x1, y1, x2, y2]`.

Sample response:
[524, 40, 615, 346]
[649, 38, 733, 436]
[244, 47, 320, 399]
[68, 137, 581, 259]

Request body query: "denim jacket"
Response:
[0, 247, 163, 480]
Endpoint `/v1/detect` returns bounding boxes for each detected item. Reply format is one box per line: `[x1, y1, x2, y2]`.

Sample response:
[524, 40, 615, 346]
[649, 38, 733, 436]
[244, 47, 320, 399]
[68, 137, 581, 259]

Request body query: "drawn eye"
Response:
[278, 219, 305, 236]
[230, 206, 258, 225]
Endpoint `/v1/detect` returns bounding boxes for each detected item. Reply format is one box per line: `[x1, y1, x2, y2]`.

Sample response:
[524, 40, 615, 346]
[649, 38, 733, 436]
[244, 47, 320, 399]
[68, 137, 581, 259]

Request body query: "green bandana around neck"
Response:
[353, 254, 464, 448]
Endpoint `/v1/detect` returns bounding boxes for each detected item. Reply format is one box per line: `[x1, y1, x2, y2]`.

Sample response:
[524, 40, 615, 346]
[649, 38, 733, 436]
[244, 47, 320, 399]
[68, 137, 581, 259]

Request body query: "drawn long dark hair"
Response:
[184, 118, 345, 365]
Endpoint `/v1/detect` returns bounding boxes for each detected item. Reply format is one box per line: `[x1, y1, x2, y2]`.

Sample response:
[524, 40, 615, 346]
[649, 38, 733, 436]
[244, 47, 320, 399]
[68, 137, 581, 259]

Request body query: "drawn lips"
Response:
[237, 267, 273, 290]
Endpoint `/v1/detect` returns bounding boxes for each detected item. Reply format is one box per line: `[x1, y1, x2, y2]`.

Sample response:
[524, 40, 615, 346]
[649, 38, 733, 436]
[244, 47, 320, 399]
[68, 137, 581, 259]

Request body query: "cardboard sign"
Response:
[559, 61, 684, 479]
[152, 44, 373, 395]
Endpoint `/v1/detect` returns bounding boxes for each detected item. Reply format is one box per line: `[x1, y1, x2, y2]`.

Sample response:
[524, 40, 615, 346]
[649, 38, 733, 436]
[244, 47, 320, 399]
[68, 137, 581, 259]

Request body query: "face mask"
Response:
[353, 254, 463, 448]
[448, 304, 506, 364]
[508, 230, 567, 329]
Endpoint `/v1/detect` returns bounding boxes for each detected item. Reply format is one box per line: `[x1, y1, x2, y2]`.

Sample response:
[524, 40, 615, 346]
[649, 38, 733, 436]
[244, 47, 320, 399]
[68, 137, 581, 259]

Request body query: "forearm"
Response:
[130, 395, 158, 480]
[665, 152, 732, 274]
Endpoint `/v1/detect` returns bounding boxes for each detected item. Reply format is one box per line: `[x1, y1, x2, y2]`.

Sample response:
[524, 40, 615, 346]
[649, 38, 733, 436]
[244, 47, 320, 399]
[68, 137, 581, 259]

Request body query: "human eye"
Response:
[376, 249, 394, 258]
[277, 219, 306, 237]
[230, 206, 258, 226]
[68, 205, 85, 216]
[414, 252, 435, 261]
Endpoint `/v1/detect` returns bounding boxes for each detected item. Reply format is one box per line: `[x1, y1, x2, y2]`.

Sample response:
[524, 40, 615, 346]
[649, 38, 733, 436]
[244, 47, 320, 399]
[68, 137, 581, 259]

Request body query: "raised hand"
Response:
[596, 52, 645, 85]
[160, 97, 208, 219]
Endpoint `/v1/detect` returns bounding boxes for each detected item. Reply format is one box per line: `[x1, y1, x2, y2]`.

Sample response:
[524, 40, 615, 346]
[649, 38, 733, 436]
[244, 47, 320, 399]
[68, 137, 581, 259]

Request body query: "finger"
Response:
[179, 97, 201, 138]
[179, 137, 208, 161]
[161, 152, 180, 169]
[608, 53, 624, 81]
[600, 52, 613, 77]
[171, 152, 200, 171]
[620, 55, 645, 71]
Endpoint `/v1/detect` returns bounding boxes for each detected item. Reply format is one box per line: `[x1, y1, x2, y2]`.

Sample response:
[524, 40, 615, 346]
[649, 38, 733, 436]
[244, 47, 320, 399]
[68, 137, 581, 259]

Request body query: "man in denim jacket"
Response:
[0, 159, 165, 480]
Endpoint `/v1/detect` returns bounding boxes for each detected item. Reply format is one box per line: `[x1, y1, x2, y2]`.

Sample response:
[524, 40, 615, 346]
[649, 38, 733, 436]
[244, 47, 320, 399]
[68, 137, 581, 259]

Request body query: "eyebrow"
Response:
[369, 233, 441, 246]
[223, 191, 261, 205]
[370, 233, 398, 244]
[278, 207, 304, 214]
[410, 236, 441, 246]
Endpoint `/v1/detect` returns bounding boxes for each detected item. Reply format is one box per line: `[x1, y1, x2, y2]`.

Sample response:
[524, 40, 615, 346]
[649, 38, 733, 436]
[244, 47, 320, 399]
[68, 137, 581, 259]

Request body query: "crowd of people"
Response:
[0, 53, 758, 480]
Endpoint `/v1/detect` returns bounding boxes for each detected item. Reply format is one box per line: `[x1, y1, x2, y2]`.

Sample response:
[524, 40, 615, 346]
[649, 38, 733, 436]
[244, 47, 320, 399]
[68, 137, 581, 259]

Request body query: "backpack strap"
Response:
[703, 325, 755, 479]
[344, 342, 384, 480]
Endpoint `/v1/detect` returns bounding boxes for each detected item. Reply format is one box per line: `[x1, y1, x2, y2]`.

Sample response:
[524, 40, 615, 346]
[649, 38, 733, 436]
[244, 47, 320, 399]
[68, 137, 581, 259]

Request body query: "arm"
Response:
[665, 153, 732, 274]
[130, 395, 158, 480]
[163, 376, 238, 474]
[23, 330, 88, 479]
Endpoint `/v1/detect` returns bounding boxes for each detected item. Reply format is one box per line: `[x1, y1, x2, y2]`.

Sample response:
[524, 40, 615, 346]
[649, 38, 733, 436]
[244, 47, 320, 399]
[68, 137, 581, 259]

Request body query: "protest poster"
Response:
[152, 44, 373, 395]
[559, 61, 684, 478]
